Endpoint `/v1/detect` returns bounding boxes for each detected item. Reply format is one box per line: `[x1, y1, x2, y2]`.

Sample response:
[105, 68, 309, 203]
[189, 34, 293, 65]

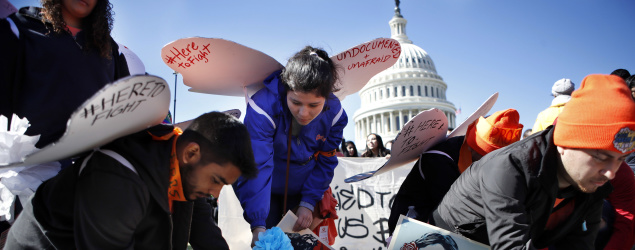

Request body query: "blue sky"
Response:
[10, 0, 635, 146]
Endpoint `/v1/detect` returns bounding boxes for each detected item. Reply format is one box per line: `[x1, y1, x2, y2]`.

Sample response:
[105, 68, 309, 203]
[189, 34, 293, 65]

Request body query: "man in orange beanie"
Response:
[388, 109, 523, 236]
[431, 74, 635, 249]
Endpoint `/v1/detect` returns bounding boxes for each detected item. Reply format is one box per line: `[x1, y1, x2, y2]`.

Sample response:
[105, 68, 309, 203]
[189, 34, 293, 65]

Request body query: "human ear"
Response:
[183, 142, 201, 164]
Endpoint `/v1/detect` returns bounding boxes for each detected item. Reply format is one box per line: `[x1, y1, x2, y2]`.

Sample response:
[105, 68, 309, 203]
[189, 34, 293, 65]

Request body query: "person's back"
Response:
[435, 127, 612, 248]
[388, 109, 523, 235]
[532, 78, 574, 133]
[6, 112, 258, 250]
[1, 4, 130, 148]
[433, 74, 635, 249]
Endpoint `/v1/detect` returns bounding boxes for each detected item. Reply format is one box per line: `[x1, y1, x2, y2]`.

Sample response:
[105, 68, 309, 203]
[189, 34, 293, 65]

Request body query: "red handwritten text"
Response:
[164, 42, 212, 69]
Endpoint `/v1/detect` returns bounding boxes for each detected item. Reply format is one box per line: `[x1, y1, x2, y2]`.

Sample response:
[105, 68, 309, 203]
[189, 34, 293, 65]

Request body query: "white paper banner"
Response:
[219, 157, 410, 250]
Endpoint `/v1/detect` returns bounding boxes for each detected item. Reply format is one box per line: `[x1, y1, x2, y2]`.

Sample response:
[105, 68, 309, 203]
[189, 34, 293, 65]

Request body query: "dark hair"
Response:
[412, 232, 459, 250]
[41, 0, 114, 59]
[343, 141, 359, 157]
[627, 75, 635, 89]
[361, 133, 390, 157]
[178, 112, 257, 179]
[281, 46, 341, 98]
[611, 69, 631, 80]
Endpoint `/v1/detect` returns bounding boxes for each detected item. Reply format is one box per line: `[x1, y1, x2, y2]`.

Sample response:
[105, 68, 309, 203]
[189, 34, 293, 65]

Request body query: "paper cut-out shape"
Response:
[330, 37, 401, 100]
[447, 92, 498, 138]
[1, 75, 170, 168]
[345, 108, 447, 183]
[345, 93, 499, 183]
[161, 37, 283, 97]
[161, 37, 400, 100]
[118, 43, 146, 76]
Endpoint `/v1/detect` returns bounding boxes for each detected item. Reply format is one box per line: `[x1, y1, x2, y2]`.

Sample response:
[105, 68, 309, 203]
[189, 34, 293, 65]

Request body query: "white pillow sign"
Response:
[345, 108, 448, 183]
[7, 75, 170, 167]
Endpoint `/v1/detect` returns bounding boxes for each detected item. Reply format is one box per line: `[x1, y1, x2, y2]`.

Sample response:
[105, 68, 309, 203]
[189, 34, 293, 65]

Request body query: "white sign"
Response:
[161, 37, 282, 97]
[219, 157, 409, 250]
[388, 215, 490, 250]
[345, 108, 448, 183]
[447, 92, 498, 138]
[161, 37, 400, 101]
[118, 43, 146, 76]
[4, 75, 170, 167]
[331, 38, 401, 100]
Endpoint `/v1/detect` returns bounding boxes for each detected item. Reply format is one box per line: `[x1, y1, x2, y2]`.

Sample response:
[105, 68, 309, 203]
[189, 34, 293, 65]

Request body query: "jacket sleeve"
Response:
[604, 162, 635, 249]
[300, 108, 347, 208]
[74, 152, 150, 249]
[0, 17, 19, 121]
[479, 158, 533, 250]
[233, 101, 276, 228]
[188, 198, 229, 250]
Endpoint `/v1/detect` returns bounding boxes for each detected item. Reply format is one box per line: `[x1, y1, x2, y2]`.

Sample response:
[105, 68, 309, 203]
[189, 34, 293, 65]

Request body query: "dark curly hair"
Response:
[41, 0, 114, 59]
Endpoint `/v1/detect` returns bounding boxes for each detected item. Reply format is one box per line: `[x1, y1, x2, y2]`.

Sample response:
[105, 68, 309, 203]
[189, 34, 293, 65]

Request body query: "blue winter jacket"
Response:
[233, 70, 348, 228]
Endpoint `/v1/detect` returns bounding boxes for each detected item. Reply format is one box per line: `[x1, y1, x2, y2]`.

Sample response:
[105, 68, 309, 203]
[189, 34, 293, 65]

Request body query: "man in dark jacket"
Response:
[5, 112, 258, 250]
[388, 109, 523, 234]
[432, 74, 635, 249]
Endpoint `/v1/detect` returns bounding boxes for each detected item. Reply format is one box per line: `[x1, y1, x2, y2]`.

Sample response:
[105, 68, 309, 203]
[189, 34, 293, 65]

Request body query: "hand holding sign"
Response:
[1, 75, 170, 168]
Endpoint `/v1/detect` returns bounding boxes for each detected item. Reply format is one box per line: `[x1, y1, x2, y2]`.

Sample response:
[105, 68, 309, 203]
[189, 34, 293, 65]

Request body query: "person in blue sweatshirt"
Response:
[233, 46, 348, 246]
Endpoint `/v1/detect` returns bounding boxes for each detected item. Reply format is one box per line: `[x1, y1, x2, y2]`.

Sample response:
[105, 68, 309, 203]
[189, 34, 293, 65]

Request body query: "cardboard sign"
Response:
[331, 38, 401, 100]
[161, 37, 282, 97]
[0, 0, 17, 19]
[218, 157, 409, 250]
[161, 37, 399, 100]
[118, 43, 146, 76]
[3, 75, 170, 167]
[447, 92, 498, 138]
[388, 215, 490, 250]
[345, 109, 447, 183]
[277, 211, 335, 250]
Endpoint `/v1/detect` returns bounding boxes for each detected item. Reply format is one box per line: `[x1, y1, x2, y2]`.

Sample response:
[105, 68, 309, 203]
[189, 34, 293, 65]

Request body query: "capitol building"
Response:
[353, 3, 457, 145]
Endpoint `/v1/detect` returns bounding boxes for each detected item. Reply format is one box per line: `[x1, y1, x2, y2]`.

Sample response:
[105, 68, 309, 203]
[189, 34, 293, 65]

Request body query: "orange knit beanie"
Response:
[554, 74, 635, 153]
[466, 109, 524, 156]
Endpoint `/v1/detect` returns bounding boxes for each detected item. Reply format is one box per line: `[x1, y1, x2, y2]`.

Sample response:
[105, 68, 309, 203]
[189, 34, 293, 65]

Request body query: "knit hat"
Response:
[554, 74, 635, 154]
[466, 109, 524, 156]
[552, 78, 575, 97]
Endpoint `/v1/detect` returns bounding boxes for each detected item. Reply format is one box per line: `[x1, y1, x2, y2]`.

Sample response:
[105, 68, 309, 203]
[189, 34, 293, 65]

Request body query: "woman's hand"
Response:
[293, 206, 313, 232]
[251, 227, 266, 247]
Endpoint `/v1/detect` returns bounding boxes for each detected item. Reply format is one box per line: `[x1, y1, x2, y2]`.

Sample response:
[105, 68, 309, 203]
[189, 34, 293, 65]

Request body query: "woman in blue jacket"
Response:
[233, 46, 348, 246]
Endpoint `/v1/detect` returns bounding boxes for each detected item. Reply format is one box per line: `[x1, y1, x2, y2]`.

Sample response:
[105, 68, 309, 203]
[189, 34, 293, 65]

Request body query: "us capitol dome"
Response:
[353, 2, 457, 145]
